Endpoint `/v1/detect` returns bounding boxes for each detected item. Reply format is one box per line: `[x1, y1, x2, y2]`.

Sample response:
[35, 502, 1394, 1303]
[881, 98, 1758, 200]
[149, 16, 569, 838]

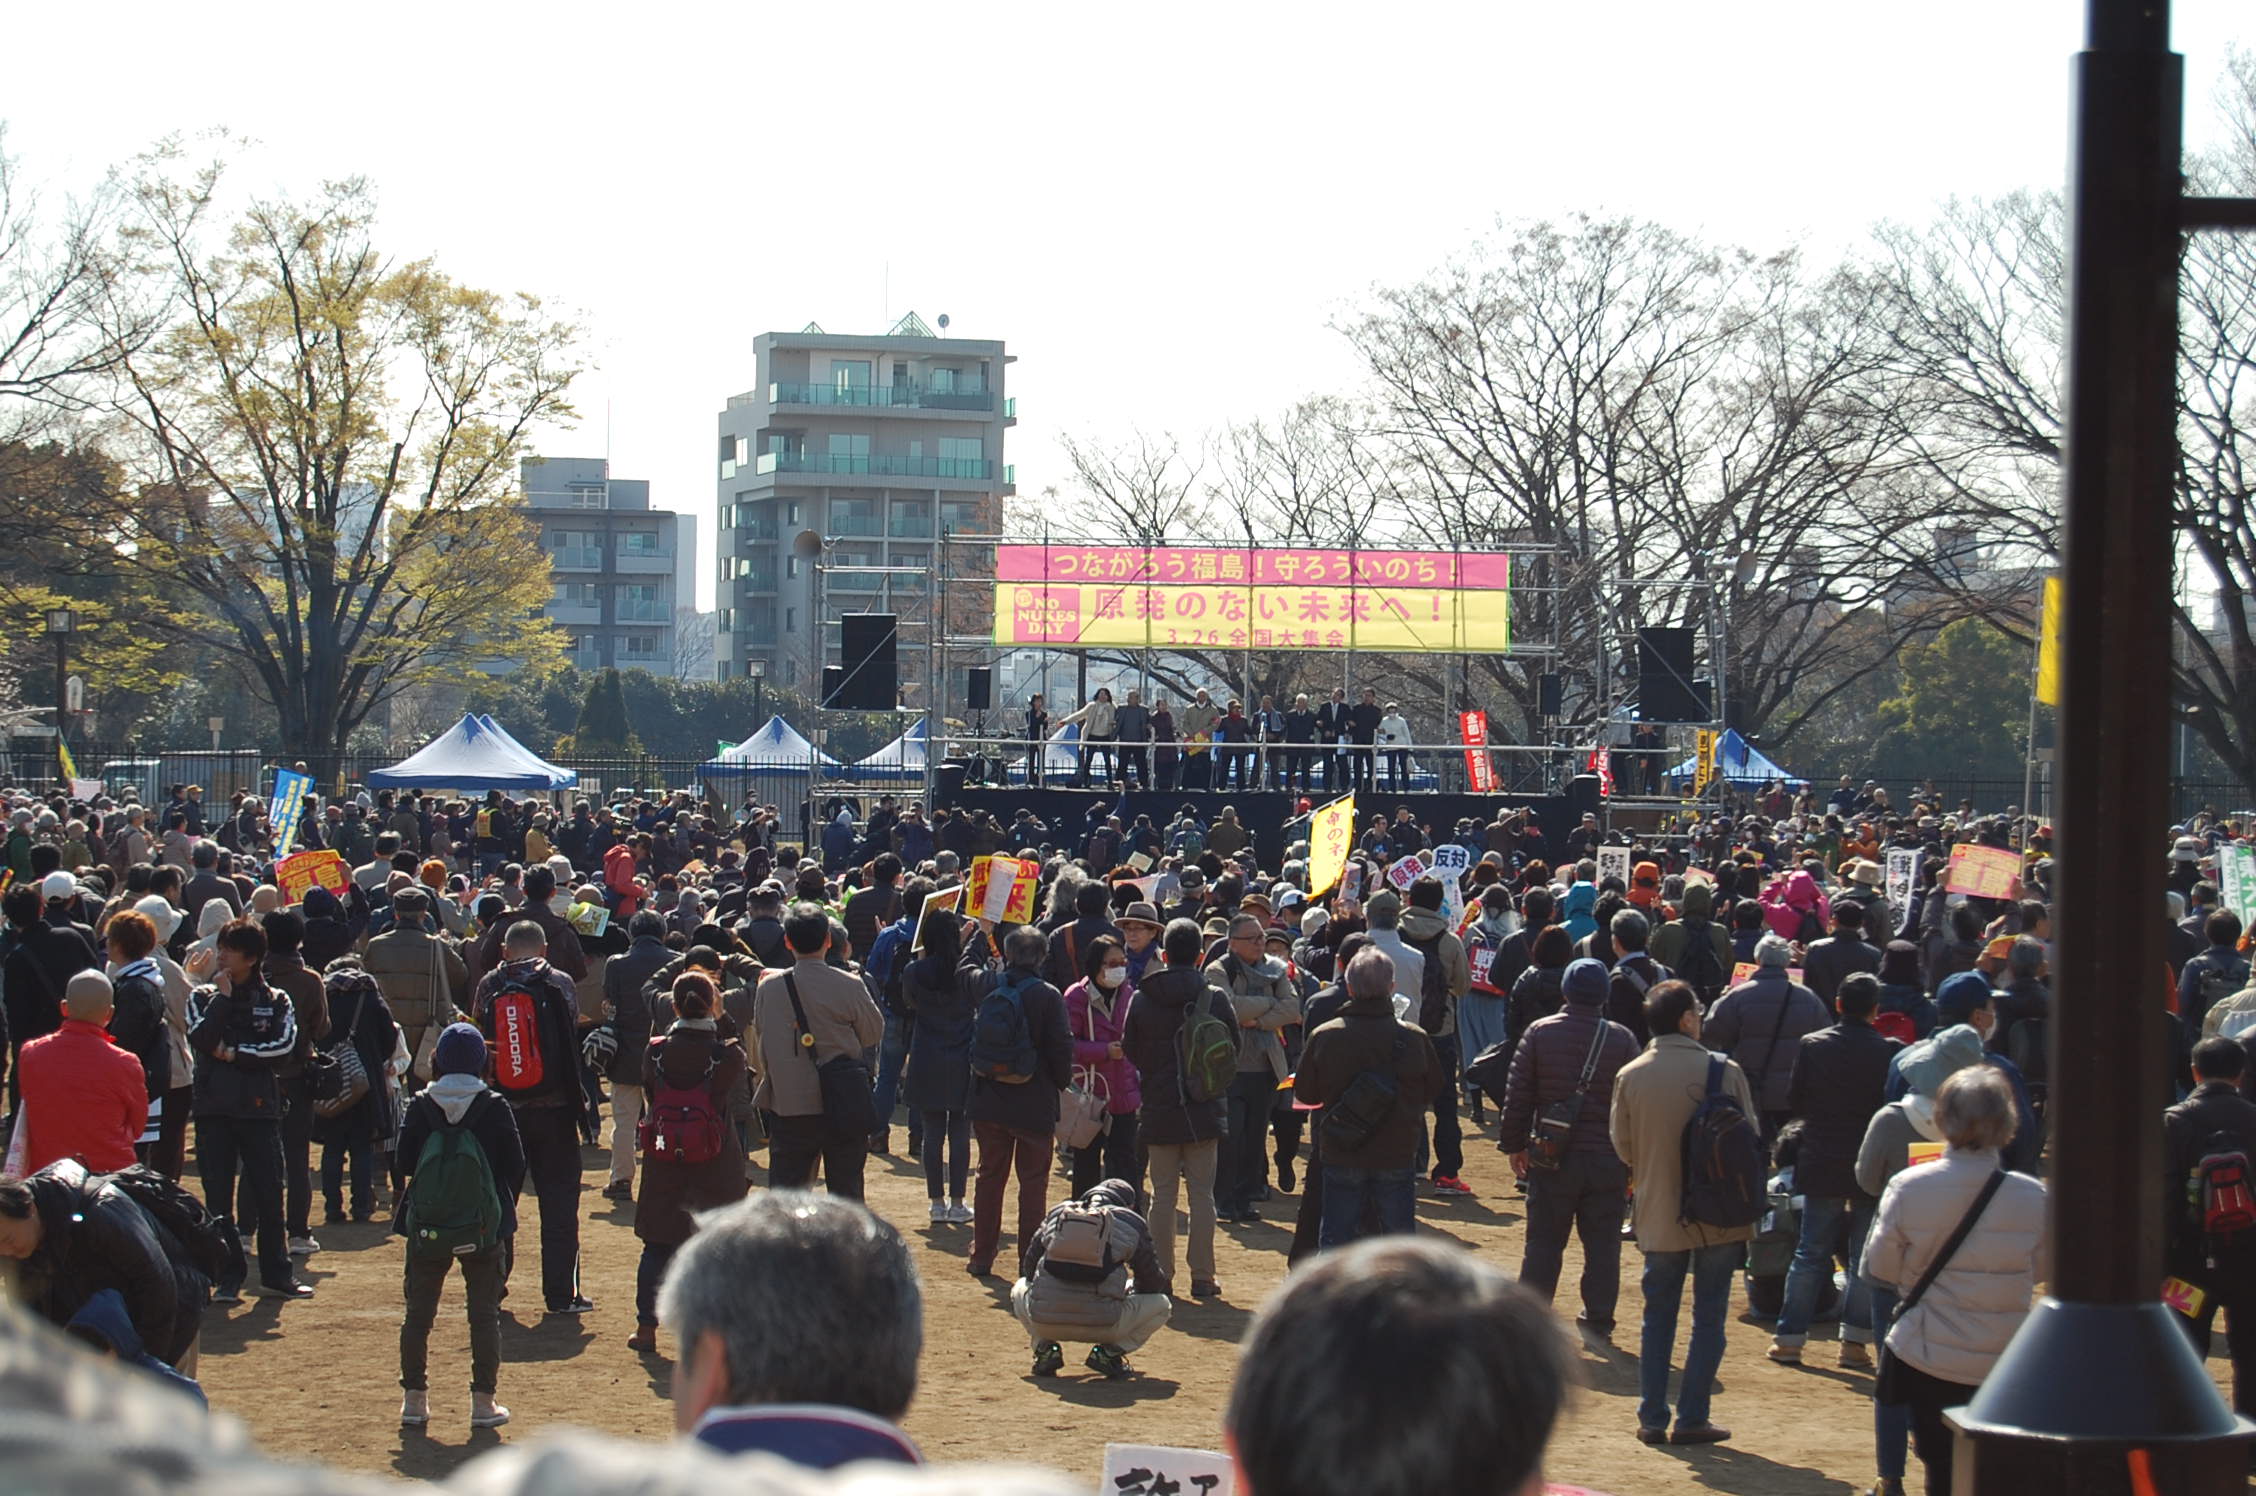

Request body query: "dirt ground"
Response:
[196, 1115, 2236, 1494]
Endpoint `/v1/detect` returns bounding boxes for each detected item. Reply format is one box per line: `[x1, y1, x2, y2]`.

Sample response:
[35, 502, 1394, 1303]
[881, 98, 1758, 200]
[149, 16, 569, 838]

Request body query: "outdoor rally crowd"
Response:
[2, 769, 2255, 1496]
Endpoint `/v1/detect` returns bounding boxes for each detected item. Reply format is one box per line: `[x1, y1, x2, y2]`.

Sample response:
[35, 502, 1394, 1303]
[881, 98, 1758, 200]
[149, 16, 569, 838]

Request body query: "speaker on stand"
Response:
[965, 666, 995, 783]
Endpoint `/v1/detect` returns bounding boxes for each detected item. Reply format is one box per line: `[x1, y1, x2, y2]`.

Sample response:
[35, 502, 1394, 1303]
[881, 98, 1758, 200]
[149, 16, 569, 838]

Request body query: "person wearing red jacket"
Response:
[604, 835, 651, 919]
[16, 971, 147, 1174]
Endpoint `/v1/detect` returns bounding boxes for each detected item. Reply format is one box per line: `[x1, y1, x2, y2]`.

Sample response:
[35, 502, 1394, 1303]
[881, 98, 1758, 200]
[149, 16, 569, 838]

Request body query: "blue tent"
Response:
[367, 714, 578, 791]
[1663, 728, 1807, 790]
[700, 715, 843, 779]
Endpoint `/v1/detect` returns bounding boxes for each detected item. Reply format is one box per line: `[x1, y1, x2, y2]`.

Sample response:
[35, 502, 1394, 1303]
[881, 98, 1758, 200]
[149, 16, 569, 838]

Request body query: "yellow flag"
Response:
[56, 739, 76, 782]
[1693, 729, 1718, 796]
[2036, 576, 2064, 706]
[1306, 793, 1356, 898]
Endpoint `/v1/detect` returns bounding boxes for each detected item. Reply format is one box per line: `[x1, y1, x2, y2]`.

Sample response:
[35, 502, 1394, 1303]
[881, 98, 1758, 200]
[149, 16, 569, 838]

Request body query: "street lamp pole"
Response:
[749, 657, 766, 722]
[45, 609, 77, 780]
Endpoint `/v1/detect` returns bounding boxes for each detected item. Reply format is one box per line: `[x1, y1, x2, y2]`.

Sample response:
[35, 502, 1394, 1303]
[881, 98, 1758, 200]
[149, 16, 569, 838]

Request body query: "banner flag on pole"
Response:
[2036, 576, 2064, 706]
[1307, 794, 1356, 897]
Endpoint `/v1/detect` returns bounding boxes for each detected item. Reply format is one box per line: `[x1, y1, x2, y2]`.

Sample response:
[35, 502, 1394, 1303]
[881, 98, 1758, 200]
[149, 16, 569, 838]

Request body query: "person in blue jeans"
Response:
[1608, 979, 1759, 1445]
[1770, 974, 1902, 1365]
[1294, 948, 1441, 1250]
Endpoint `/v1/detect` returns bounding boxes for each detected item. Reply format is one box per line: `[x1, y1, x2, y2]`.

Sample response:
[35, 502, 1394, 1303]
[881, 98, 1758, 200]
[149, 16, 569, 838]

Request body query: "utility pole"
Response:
[1950, 2, 2255, 1486]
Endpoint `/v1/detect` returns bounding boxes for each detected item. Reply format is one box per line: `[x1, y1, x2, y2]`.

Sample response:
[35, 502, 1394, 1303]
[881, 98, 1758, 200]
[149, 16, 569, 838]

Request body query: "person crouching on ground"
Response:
[1013, 1178, 1172, 1381]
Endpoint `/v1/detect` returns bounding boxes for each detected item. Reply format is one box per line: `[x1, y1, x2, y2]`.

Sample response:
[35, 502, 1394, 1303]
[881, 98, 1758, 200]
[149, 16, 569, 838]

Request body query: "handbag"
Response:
[1874, 1168, 2009, 1403]
[410, 935, 448, 1083]
[785, 972, 877, 1136]
[1528, 1015, 1611, 1171]
[310, 987, 371, 1120]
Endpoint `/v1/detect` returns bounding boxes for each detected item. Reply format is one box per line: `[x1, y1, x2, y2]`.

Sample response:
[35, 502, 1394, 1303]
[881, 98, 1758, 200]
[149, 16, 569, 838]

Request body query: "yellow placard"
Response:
[1907, 1141, 1946, 1167]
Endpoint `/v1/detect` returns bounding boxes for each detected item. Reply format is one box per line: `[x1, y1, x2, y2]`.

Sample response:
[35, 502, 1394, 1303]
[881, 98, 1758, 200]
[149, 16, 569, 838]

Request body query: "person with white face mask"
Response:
[1062, 935, 1144, 1200]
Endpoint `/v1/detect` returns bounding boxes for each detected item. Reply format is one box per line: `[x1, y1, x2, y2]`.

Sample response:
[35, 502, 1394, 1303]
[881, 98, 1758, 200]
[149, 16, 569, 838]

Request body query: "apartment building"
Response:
[713, 314, 1013, 705]
[520, 456, 699, 677]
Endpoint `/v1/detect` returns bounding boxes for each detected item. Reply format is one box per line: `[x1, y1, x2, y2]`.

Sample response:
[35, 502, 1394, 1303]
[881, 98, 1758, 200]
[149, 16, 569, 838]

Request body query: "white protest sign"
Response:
[1103, 1443, 1234, 1496]
[1596, 845, 1632, 887]
[1885, 848, 1923, 913]
[1429, 843, 1472, 882]
[1386, 852, 1428, 891]
[2218, 845, 2256, 923]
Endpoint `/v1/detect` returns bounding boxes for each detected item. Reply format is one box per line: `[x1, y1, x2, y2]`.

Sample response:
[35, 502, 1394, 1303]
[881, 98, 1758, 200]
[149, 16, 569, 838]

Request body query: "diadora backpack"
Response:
[405, 1095, 505, 1258]
[971, 971, 1039, 1083]
[638, 1041, 724, 1165]
[1679, 1055, 1767, 1229]
[488, 976, 548, 1093]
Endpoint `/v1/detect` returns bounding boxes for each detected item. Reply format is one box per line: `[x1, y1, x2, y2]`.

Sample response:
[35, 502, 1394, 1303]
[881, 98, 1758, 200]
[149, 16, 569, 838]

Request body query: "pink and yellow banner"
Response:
[991, 545, 1511, 654]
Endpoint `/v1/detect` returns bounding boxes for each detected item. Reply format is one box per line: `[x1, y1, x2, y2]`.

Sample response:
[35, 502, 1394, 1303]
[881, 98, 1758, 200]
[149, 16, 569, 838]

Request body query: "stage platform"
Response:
[932, 771, 1602, 872]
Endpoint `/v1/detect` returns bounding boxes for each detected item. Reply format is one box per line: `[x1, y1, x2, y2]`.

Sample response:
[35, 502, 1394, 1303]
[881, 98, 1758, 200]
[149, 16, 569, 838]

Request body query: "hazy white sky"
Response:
[7, 1, 2247, 609]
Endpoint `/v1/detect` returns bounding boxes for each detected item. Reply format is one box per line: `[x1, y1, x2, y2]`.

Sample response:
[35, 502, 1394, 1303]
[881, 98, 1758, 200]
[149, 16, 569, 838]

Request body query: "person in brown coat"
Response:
[627, 971, 749, 1353]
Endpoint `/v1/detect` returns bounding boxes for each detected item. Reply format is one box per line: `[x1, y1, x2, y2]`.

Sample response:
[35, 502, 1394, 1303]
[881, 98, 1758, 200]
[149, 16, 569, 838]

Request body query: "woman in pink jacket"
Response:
[1063, 934, 1143, 1200]
[1762, 869, 1832, 944]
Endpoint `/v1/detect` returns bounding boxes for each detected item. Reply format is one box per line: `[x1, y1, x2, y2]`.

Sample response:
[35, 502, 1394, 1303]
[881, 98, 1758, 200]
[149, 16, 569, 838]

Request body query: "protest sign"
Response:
[1340, 861, 1364, 902]
[1386, 852, 1428, 891]
[69, 777, 104, 802]
[1460, 710, 1498, 794]
[2216, 845, 2256, 923]
[1944, 844, 2021, 900]
[912, 885, 963, 952]
[268, 769, 314, 853]
[1885, 847, 1924, 912]
[1429, 843, 1472, 882]
[568, 902, 610, 939]
[1103, 1443, 1233, 1496]
[1596, 845, 1632, 887]
[1731, 961, 1804, 986]
[967, 855, 1039, 924]
[276, 849, 349, 903]
[1127, 850, 1154, 873]
[1470, 946, 1496, 989]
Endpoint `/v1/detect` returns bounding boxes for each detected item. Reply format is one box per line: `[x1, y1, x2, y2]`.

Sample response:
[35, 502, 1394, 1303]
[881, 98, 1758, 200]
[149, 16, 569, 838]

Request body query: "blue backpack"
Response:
[971, 971, 1040, 1083]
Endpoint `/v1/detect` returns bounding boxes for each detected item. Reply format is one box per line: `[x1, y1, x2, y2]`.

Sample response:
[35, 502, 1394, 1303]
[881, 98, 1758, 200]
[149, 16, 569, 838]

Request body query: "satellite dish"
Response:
[937, 313, 950, 331]
[792, 529, 825, 559]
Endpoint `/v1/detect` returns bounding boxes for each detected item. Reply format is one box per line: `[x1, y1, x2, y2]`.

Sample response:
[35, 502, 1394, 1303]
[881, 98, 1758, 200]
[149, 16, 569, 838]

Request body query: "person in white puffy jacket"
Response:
[1861, 1065, 2047, 1496]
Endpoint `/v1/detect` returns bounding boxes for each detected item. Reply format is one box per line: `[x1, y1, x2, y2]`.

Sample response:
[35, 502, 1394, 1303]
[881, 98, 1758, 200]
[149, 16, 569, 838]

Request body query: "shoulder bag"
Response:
[784, 971, 877, 1136]
[310, 986, 371, 1120]
[1528, 1016, 1611, 1171]
[1061, 986, 1112, 1150]
[1874, 1168, 2009, 1403]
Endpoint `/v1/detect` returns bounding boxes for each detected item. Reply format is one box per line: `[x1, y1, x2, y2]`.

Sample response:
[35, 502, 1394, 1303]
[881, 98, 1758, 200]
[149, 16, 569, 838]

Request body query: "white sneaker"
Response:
[929, 1200, 950, 1223]
[470, 1396, 511, 1429]
[288, 1235, 320, 1256]
[399, 1391, 430, 1427]
[948, 1201, 973, 1224]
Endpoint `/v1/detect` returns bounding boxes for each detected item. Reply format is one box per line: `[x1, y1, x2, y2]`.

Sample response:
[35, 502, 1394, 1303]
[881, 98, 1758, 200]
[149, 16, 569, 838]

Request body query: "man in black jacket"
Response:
[3, 884, 97, 1108]
[473, 921, 592, 1315]
[1497, 957, 1639, 1335]
[1347, 688, 1382, 792]
[1802, 903, 1883, 1010]
[2165, 1036, 2256, 1419]
[1606, 909, 1667, 1044]
[966, 926, 1073, 1281]
[1770, 972, 1901, 1366]
[186, 919, 310, 1301]
[600, 911, 672, 1199]
[1123, 919, 1236, 1295]
[1043, 882, 1121, 992]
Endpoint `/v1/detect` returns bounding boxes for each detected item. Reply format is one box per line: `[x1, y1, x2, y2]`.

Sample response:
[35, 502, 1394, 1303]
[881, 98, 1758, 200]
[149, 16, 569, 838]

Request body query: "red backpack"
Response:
[1873, 1011, 1918, 1046]
[489, 979, 548, 1093]
[638, 1040, 724, 1165]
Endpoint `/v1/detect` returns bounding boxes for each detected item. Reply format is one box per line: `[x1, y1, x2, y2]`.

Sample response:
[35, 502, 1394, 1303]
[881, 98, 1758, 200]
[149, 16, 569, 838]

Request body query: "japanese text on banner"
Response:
[1943, 844, 2021, 900]
[1306, 794, 1356, 897]
[268, 769, 314, 854]
[1460, 709, 1497, 792]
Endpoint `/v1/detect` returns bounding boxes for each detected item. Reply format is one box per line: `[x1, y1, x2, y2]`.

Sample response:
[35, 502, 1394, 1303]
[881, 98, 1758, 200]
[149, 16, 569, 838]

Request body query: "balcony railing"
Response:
[551, 546, 603, 571]
[889, 511, 934, 536]
[616, 600, 668, 623]
[614, 549, 674, 574]
[755, 453, 994, 480]
[739, 570, 779, 593]
[768, 382, 994, 412]
[830, 513, 882, 537]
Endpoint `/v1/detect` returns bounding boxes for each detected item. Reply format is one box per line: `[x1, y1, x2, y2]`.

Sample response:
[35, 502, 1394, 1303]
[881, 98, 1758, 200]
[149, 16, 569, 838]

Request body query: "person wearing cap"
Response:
[1116, 901, 1165, 983]
[1881, 973, 2044, 1175]
[2171, 835, 2207, 899]
[1497, 956, 1637, 1332]
[394, 1023, 525, 1432]
[1165, 865, 1207, 926]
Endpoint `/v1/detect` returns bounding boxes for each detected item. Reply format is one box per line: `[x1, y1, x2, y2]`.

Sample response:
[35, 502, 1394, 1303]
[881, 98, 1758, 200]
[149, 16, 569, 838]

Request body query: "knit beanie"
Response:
[433, 1022, 487, 1079]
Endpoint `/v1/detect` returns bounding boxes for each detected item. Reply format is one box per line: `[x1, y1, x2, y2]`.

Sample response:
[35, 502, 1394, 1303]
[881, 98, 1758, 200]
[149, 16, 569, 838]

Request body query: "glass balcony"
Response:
[830, 512, 882, 537]
[756, 452, 994, 481]
[768, 382, 994, 412]
[1005, 396, 1017, 419]
[739, 568, 778, 593]
[888, 511, 934, 537]
[551, 546, 603, 571]
[616, 599, 668, 623]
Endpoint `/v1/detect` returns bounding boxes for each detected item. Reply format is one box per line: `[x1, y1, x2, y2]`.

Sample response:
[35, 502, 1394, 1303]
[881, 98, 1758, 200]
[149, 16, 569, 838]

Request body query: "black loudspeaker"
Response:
[1537, 672, 1564, 718]
[822, 665, 845, 708]
[966, 666, 994, 712]
[834, 613, 898, 710]
[1636, 626, 1705, 723]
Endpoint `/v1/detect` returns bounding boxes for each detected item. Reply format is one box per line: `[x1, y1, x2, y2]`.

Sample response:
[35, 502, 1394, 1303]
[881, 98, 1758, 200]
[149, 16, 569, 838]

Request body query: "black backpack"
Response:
[1322, 1028, 1410, 1154]
[104, 1164, 236, 1283]
[1795, 907, 1827, 945]
[1404, 931, 1449, 1035]
[971, 971, 1040, 1083]
[1679, 1055, 1767, 1229]
[1674, 915, 1726, 1001]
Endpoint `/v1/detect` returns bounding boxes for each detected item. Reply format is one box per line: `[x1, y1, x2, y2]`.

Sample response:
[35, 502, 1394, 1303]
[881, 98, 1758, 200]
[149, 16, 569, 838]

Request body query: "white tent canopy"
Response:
[367, 714, 578, 791]
[854, 718, 929, 780]
[700, 715, 844, 777]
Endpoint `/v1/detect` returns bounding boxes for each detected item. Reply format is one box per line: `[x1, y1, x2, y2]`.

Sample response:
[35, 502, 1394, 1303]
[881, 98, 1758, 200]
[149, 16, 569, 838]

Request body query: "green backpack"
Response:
[405, 1095, 505, 1259]
[1176, 987, 1240, 1104]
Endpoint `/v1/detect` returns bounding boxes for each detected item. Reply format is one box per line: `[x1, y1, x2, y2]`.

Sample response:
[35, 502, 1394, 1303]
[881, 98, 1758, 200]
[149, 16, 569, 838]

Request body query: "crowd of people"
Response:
[0, 768, 2252, 1494]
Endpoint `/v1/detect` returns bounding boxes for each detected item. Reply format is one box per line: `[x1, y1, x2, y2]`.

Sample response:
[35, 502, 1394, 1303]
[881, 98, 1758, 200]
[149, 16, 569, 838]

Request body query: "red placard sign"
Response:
[1461, 709, 1497, 793]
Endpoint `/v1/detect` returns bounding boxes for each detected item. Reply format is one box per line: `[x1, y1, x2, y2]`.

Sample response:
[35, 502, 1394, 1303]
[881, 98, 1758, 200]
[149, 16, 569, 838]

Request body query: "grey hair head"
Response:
[657, 1192, 922, 1420]
[1046, 867, 1086, 920]
[1346, 948, 1397, 1002]
[190, 839, 219, 869]
[1003, 924, 1048, 969]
